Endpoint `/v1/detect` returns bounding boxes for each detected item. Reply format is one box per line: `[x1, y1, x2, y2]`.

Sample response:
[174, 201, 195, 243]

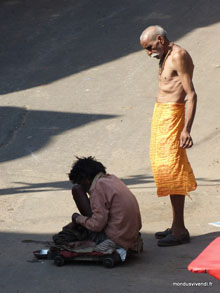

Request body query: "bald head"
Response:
[140, 25, 167, 43]
[140, 25, 169, 59]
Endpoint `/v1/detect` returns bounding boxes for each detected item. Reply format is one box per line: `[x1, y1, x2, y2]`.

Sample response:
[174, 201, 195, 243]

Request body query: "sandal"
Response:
[157, 232, 190, 247]
[155, 228, 172, 239]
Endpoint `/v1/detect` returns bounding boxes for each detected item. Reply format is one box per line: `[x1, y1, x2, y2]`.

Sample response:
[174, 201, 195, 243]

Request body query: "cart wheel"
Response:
[54, 255, 65, 267]
[103, 255, 115, 268]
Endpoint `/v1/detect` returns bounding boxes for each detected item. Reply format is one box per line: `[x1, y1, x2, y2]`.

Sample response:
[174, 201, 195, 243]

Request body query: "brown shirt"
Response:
[76, 173, 142, 250]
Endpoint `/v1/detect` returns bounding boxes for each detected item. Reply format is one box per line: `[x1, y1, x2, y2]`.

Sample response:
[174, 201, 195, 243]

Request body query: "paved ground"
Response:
[0, 0, 220, 292]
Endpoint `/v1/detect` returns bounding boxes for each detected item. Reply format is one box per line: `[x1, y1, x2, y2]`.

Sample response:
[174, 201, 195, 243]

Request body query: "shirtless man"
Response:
[140, 26, 197, 246]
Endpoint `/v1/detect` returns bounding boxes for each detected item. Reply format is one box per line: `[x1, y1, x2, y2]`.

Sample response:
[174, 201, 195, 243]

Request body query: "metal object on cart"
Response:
[33, 249, 49, 259]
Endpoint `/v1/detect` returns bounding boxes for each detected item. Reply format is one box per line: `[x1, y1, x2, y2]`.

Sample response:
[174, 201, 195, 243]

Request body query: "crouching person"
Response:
[53, 156, 142, 262]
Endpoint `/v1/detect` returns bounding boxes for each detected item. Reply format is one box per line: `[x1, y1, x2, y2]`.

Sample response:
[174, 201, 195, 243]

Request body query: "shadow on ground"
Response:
[196, 178, 220, 187]
[0, 106, 118, 162]
[0, 231, 220, 292]
[1, 0, 220, 94]
[122, 174, 154, 186]
[0, 174, 154, 196]
[1, 175, 219, 197]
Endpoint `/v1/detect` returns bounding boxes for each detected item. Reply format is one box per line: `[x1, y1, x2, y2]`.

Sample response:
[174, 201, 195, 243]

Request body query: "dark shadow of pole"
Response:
[1, 0, 220, 94]
[0, 106, 118, 162]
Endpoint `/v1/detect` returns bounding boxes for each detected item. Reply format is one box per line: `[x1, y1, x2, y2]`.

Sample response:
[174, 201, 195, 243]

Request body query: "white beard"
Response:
[151, 52, 160, 58]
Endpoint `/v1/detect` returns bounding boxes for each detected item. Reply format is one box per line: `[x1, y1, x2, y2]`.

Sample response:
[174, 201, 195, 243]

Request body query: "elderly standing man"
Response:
[140, 25, 197, 246]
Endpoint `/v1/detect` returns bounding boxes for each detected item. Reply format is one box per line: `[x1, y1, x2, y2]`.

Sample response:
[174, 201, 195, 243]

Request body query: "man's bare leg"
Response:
[156, 194, 190, 246]
[170, 194, 188, 237]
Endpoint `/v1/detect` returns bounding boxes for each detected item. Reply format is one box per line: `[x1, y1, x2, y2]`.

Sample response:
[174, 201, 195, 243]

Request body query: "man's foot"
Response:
[155, 228, 172, 239]
[157, 232, 190, 247]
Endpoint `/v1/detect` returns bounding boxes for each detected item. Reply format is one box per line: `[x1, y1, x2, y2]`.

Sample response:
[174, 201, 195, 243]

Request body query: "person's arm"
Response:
[172, 51, 197, 148]
[72, 184, 92, 217]
[75, 184, 109, 232]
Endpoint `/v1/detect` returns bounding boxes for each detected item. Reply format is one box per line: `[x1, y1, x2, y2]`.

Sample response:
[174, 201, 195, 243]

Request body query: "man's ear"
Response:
[157, 35, 165, 45]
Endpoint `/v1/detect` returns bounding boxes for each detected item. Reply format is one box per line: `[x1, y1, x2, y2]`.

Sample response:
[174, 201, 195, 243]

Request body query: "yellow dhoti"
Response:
[150, 102, 197, 197]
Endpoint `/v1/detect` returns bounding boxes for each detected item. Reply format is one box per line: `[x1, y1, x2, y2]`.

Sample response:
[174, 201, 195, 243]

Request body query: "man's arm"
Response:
[172, 51, 197, 148]
[75, 184, 109, 232]
[72, 184, 92, 217]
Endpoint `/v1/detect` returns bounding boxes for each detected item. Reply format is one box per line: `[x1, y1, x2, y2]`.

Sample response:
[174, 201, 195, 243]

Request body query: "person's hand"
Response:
[72, 184, 84, 200]
[72, 183, 88, 196]
[72, 184, 83, 193]
[72, 212, 80, 223]
[62, 222, 75, 230]
[180, 130, 193, 148]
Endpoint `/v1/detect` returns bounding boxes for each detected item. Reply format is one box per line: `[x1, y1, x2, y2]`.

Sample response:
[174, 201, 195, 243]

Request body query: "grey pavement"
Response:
[0, 0, 220, 292]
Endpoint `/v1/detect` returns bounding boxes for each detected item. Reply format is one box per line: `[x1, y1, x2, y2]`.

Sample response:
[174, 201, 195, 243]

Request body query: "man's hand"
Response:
[72, 212, 80, 223]
[72, 184, 85, 194]
[71, 184, 92, 217]
[180, 130, 193, 148]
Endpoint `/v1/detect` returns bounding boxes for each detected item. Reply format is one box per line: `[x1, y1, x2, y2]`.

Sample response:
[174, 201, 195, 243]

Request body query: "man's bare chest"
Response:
[159, 59, 178, 83]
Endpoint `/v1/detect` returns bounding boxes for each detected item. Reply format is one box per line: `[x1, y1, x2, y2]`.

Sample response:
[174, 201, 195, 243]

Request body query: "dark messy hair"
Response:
[68, 156, 106, 183]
